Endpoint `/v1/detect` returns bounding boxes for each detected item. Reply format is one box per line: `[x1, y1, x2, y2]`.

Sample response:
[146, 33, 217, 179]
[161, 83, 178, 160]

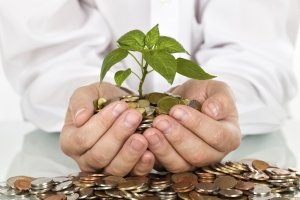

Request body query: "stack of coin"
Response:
[94, 92, 202, 133]
[1, 159, 300, 199]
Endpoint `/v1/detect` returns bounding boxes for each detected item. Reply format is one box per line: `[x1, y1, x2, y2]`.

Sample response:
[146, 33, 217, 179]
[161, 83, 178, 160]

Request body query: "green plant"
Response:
[100, 24, 215, 97]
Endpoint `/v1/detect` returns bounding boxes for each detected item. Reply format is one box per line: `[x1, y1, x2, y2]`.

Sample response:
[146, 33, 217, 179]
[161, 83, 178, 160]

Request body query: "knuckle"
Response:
[190, 115, 204, 131]
[74, 132, 91, 150]
[87, 150, 109, 169]
[190, 150, 206, 166]
[92, 115, 112, 131]
[170, 131, 184, 146]
[212, 126, 226, 147]
[231, 130, 241, 151]
[106, 166, 127, 176]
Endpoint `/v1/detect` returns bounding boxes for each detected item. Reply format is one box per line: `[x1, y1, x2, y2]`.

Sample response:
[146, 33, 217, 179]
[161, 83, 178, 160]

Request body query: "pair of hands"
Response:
[60, 80, 241, 176]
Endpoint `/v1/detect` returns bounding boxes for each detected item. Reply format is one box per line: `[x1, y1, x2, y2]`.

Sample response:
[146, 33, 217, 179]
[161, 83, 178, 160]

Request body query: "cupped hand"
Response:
[143, 80, 241, 173]
[60, 82, 155, 176]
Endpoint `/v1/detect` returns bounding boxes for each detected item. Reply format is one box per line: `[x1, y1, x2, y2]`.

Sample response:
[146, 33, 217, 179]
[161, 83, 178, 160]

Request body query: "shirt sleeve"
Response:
[0, 0, 116, 132]
[196, 0, 299, 135]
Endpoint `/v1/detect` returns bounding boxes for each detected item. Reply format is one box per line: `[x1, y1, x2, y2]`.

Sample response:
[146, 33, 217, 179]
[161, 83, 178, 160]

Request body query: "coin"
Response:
[44, 194, 67, 200]
[219, 188, 243, 198]
[171, 172, 198, 186]
[138, 99, 150, 108]
[157, 95, 181, 113]
[195, 182, 218, 194]
[214, 175, 237, 190]
[1, 159, 300, 199]
[14, 179, 31, 191]
[234, 180, 254, 191]
[6, 176, 33, 189]
[253, 160, 270, 171]
[188, 99, 201, 110]
[146, 92, 167, 105]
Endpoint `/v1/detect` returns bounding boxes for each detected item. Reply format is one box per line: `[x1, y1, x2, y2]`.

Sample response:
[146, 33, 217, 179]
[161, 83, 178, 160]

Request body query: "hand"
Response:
[143, 80, 241, 173]
[60, 82, 155, 176]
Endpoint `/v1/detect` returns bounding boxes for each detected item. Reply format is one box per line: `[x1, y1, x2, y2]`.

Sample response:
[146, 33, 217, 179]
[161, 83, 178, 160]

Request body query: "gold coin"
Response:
[146, 92, 168, 105]
[157, 95, 181, 114]
[138, 99, 150, 108]
[127, 102, 138, 108]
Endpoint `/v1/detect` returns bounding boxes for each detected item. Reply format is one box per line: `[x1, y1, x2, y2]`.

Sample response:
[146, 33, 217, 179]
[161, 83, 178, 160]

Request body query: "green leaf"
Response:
[145, 24, 160, 49]
[114, 68, 131, 87]
[117, 30, 145, 51]
[156, 36, 187, 54]
[176, 58, 216, 80]
[144, 51, 177, 84]
[100, 48, 128, 82]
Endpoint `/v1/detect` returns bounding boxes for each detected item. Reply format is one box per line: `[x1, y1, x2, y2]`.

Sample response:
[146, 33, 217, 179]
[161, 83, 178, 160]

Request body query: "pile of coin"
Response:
[1, 159, 300, 199]
[93, 92, 201, 133]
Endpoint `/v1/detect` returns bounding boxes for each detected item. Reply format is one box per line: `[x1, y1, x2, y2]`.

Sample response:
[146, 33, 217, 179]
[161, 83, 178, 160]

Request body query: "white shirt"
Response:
[0, 0, 299, 134]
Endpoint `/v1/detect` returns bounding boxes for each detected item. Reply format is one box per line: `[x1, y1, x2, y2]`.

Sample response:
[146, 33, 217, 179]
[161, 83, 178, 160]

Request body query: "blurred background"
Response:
[0, 30, 300, 180]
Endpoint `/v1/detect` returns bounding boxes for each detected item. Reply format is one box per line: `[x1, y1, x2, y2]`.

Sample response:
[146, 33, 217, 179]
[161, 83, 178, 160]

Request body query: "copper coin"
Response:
[14, 179, 31, 191]
[6, 176, 33, 189]
[172, 181, 194, 193]
[188, 99, 202, 110]
[189, 191, 206, 200]
[234, 181, 254, 191]
[214, 175, 237, 190]
[252, 160, 270, 171]
[44, 194, 67, 200]
[171, 172, 198, 186]
[117, 180, 142, 190]
[79, 187, 93, 198]
[195, 182, 218, 194]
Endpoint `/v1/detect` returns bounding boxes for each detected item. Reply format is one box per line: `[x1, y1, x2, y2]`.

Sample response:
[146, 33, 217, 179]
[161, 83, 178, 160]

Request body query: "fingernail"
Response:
[171, 108, 188, 121]
[155, 120, 171, 134]
[208, 102, 219, 117]
[112, 103, 127, 117]
[74, 108, 86, 122]
[147, 133, 161, 146]
[130, 138, 144, 151]
[124, 112, 140, 127]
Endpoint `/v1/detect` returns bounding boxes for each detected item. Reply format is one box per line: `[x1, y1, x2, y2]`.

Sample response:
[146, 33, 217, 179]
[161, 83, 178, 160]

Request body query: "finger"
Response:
[143, 128, 192, 173]
[80, 109, 142, 169]
[152, 115, 229, 166]
[67, 84, 100, 127]
[66, 82, 129, 127]
[103, 134, 148, 176]
[201, 81, 237, 121]
[131, 150, 155, 176]
[157, 108, 240, 153]
[61, 100, 128, 156]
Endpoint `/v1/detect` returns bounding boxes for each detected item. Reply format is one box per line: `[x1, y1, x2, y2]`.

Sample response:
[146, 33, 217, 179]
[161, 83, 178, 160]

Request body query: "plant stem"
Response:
[138, 63, 148, 98]
[128, 52, 143, 70]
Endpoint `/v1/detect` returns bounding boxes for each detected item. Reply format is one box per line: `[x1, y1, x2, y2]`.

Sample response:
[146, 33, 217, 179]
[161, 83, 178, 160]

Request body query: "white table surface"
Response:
[0, 120, 299, 181]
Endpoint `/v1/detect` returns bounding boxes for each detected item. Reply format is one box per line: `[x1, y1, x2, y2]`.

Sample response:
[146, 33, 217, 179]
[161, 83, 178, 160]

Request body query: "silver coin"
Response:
[53, 176, 71, 184]
[31, 178, 53, 188]
[52, 181, 73, 192]
[67, 193, 79, 200]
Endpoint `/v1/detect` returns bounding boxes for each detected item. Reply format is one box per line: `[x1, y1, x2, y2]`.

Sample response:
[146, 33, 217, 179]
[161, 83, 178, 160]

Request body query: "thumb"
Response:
[67, 85, 99, 127]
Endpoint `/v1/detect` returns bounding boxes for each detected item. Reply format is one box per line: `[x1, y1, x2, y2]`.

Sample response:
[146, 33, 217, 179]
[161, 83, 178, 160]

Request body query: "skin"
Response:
[60, 80, 241, 176]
